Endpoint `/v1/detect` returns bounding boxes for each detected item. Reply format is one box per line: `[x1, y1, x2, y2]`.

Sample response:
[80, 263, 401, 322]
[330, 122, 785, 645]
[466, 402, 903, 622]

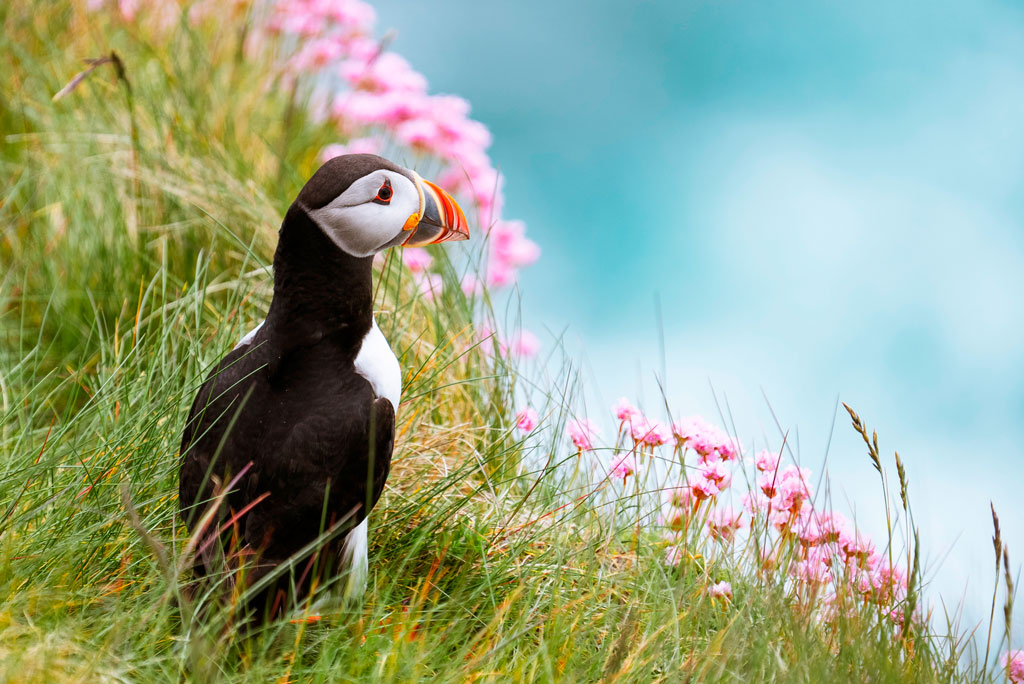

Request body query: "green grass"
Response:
[0, 3, 1016, 682]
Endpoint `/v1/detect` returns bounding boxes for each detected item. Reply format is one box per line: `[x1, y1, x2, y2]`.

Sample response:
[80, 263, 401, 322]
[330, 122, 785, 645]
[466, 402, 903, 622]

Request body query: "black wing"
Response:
[238, 395, 394, 562]
[178, 343, 268, 533]
[178, 340, 395, 574]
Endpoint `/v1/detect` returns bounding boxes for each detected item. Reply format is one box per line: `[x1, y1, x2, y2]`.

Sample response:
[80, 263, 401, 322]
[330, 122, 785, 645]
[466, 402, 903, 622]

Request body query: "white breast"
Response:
[354, 318, 401, 410]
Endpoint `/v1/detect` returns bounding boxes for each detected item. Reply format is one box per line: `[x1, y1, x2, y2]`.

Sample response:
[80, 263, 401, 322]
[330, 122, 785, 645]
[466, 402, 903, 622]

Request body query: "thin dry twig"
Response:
[53, 52, 130, 102]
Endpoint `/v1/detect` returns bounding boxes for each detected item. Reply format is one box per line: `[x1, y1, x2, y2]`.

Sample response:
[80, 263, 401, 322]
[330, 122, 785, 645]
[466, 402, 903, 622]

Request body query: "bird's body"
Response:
[178, 155, 468, 617]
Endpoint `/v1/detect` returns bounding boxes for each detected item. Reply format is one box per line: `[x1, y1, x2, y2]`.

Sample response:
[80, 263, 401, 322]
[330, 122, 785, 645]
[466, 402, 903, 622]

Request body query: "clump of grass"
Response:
[1, 3, 1019, 682]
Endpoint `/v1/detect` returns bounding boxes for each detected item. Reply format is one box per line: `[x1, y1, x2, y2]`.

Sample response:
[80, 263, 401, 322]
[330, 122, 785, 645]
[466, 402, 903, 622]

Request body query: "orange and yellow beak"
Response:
[401, 174, 470, 247]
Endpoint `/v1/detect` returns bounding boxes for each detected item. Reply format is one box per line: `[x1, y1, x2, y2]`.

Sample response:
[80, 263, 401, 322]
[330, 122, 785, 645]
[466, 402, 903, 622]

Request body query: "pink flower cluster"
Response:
[567, 418, 600, 452]
[658, 415, 750, 566]
[515, 407, 538, 434]
[260, 0, 540, 290]
[745, 451, 910, 616]
[672, 415, 741, 462]
[265, 0, 376, 40]
[476, 324, 540, 360]
[480, 219, 540, 290]
[612, 398, 671, 449]
[673, 415, 744, 503]
[606, 401, 745, 489]
[706, 507, 744, 543]
[656, 419, 913, 629]
[1002, 650, 1024, 683]
[709, 581, 733, 600]
[88, 0, 186, 29]
[394, 248, 443, 301]
[609, 453, 637, 480]
[758, 464, 813, 518]
[320, 137, 382, 162]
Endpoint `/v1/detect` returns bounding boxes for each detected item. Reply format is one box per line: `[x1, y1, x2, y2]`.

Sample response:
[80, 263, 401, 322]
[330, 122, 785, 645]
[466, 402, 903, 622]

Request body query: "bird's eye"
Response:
[373, 179, 393, 205]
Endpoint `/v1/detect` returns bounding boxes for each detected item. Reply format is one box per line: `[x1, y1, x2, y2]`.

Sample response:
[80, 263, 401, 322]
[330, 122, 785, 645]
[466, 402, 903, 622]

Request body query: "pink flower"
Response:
[794, 509, 824, 546]
[706, 507, 744, 542]
[667, 486, 693, 510]
[758, 470, 779, 498]
[343, 36, 380, 62]
[817, 511, 849, 545]
[567, 418, 599, 452]
[664, 545, 683, 567]
[792, 555, 833, 585]
[671, 416, 739, 461]
[508, 330, 540, 358]
[315, 0, 376, 32]
[627, 417, 671, 447]
[401, 248, 432, 273]
[426, 95, 492, 149]
[413, 272, 443, 301]
[609, 453, 636, 480]
[489, 219, 541, 269]
[476, 323, 498, 354]
[662, 507, 688, 532]
[869, 560, 907, 604]
[690, 473, 721, 501]
[340, 52, 427, 94]
[671, 415, 709, 450]
[318, 137, 380, 163]
[288, 36, 346, 74]
[699, 460, 731, 490]
[709, 581, 732, 599]
[769, 507, 796, 532]
[331, 90, 431, 129]
[268, 7, 326, 37]
[754, 449, 781, 473]
[396, 117, 441, 149]
[642, 422, 671, 447]
[465, 165, 505, 225]
[740, 491, 769, 515]
[774, 465, 813, 513]
[839, 528, 875, 565]
[715, 435, 741, 461]
[612, 397, 641, 423]
[118, 0, 139, 21]
[1001, 650, 1024, 683]
[515, 407, 538, 434]
[380, 91, 434, 126]
[484, 259, 516, 289]
[460, 274, 483, 297]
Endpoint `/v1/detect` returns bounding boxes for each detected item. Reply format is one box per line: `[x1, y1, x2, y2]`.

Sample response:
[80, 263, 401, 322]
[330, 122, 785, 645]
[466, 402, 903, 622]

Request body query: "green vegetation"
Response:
[0, 3, 1016, 682]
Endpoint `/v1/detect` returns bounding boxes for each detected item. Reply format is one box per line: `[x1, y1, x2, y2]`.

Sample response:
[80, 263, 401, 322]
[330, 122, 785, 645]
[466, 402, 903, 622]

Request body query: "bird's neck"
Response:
[266, 205, 374, 348]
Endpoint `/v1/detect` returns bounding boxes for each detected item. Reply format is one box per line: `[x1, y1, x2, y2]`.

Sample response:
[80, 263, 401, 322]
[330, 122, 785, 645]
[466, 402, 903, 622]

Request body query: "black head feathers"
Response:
[296, 154, 413, 210]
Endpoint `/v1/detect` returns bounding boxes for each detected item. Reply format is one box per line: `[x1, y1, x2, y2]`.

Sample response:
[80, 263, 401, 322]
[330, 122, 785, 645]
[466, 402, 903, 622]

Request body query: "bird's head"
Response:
[296, 153, 469, 257]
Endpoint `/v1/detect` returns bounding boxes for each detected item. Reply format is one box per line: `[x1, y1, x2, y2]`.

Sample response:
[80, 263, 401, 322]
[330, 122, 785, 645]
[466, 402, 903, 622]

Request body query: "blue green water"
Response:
[373, 0, 1024, 631]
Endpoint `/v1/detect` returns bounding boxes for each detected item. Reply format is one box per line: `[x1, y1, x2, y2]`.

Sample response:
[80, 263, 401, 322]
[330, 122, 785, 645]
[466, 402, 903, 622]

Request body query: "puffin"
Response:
[178, 154, 469, 617]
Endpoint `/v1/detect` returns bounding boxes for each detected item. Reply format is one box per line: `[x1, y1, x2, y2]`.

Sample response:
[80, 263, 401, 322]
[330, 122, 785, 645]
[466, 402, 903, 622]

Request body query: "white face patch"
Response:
[305, 170, 420, 257]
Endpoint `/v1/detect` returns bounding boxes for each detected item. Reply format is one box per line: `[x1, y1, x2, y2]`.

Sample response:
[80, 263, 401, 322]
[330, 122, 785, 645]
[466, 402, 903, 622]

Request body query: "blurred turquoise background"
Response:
[375, 0, 1023, 627]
